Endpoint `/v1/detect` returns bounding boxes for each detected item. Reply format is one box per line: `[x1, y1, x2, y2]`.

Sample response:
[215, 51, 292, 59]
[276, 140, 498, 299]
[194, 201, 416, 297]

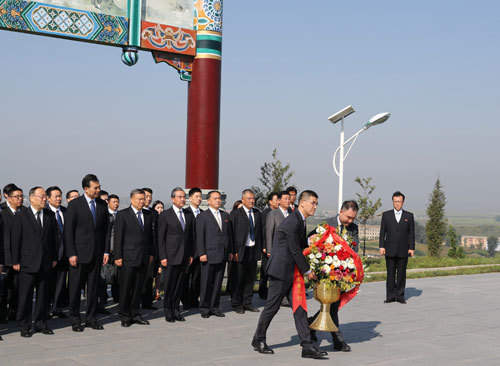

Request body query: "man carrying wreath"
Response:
[252, 190, 327, 359]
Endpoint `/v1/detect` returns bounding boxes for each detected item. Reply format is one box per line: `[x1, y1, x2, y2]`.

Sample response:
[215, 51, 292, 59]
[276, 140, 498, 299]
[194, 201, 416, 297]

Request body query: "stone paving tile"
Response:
[1, 273, 500, 365]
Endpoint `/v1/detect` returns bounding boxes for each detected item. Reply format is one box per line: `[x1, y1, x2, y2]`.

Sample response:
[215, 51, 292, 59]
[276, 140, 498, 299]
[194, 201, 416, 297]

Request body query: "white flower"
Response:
[325, 235, 334, 244]
[317, 226, 326, 235]
[308, 253, 315, 260]
[333, 255, 338, 261]
[322, 264, 331, 274]
[348, 262, 355, 270]
[334, 244, 342, 251]
[324, 256, 333, 264]
[313, 258, 319, 264]
[316, 253, 322, 259]
[333, 260, 341, 267]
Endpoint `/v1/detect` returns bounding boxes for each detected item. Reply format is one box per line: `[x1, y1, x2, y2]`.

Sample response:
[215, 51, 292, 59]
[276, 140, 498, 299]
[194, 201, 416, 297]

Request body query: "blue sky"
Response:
[1, 0, 499, 215]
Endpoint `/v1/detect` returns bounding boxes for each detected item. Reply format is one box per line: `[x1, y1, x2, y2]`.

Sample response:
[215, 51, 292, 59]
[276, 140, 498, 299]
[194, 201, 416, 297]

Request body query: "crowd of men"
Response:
[0, 174, 308, 340]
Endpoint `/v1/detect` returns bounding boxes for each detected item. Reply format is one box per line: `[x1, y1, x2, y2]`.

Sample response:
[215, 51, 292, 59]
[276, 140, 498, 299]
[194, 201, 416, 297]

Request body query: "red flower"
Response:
[351, 241, 357, 247]
[303, 247, 311, 256]
[321, 253, 326, 260]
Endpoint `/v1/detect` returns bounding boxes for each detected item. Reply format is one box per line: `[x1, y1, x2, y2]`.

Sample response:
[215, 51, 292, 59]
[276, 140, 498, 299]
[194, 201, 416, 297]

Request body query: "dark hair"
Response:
[99, 190, 109, 197]
[82, 174, 99, 189]
[267, 191, 279, 202]
[232, 200, 242, 211]
[392, 191, 405, 201]
[108, 194, 119, 201]
[171, 187, 185, 198]
[46, 186, 62, 198]
[141, 188, 153, 195]
[278, 191, 290, 199]
[298, 190, 318, 203]
[189, 187, 202, 197]
[341, 200, 359, 212]
[207, 190, 220, 200]
[29, 186, 43, 196]
[3, 183, 18, 196]
[152, 200, 164, 210]
[130, 189, 145, 198]
[286, 186, 297, 194]
[66, 190, 79, 199]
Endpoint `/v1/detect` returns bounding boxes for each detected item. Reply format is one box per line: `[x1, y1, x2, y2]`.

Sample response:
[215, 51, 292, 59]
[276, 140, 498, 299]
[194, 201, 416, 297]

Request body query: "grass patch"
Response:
[364, 265, 500, 282]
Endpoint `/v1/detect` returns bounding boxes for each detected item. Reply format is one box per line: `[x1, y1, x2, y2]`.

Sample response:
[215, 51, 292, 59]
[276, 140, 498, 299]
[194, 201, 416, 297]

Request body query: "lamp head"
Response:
[365, 112, 390, 129]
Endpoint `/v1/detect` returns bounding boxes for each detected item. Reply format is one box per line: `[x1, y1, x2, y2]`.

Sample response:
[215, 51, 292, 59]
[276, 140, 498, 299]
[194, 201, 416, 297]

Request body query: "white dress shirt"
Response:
[31, 206, 43, 228]
[173, 205, 185, 226]
[49, 204, 64, 224]
[190, 205, 201, 217]
[279, 206, 289, 218]
[243, 206, 255, 247]
[131, 206, 143, 226]
[394, 209, 402, 223]
[209, 207, 222, 229]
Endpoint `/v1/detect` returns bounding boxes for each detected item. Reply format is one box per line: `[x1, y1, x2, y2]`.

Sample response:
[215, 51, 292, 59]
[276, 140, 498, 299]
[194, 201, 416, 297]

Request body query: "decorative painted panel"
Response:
[141, 20, 196, 55]
[153, 51, 193, 81]
[0, 0, 128, 45]
[193, 0, 221, 33]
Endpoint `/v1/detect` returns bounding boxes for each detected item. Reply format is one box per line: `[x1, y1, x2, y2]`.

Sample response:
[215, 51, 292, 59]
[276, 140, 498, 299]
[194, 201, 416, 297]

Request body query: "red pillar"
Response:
[185, 57, 221, 189]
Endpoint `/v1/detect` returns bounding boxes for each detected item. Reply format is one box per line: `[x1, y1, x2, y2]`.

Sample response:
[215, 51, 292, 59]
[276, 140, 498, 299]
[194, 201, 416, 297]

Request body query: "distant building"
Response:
[359, 225, 381, 241]
[461, 236, 488, 250]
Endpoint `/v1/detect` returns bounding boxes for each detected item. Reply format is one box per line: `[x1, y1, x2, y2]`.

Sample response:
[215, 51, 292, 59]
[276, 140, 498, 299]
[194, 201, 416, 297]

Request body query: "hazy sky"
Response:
[0, 1, 499, 215]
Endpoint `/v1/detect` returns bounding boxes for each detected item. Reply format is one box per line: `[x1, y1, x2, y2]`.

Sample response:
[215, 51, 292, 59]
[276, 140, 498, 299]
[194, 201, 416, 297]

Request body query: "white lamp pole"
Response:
[329, 108, 390, 212]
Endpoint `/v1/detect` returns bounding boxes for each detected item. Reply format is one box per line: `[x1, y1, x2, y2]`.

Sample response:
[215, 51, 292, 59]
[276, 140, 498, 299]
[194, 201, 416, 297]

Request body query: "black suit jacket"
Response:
[230, 206, 263, 260]
[195, 209, 233, 264]
[0, 210, 4, 265]
[11, 208, 58, 273]
[51, 205, 67, 261]
[114, 207, 155, 267]
[2, 205, 27, 266]
[379, 209, 415, 257]
[64, 196, 110, 264]
[185, 206, 203, 257]
[158, 207, 195, 266]
[265, 210, 309, 284]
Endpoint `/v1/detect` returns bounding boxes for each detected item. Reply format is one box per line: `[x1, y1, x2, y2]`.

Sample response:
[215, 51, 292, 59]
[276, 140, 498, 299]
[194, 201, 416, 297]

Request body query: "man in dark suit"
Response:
[252, 190, 326, 359]
[379, 191, 415, 304]
[158, 187, 194, 322]
[107, 194, 120, 303]
[11, 187, 58, 337]
[181, 187, 203, 309]
[0, 185, 25, 323]
[113, 189, 155, 327]
[286, 187, 299, 212]
[230, 189, 263, 313]
[258, 192, 279, 300]
[140, 187, 158, 310]
[46, 186, 69, 319]
[309, 200, 359, 352]
[0, 198, 4, 341]
[196, 190, 233, 318]
[65, 174, 110, 332]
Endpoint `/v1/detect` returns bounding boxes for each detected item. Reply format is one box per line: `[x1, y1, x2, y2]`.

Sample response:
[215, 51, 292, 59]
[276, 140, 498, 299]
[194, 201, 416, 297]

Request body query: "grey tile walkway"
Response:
[1, 273, 499, 365]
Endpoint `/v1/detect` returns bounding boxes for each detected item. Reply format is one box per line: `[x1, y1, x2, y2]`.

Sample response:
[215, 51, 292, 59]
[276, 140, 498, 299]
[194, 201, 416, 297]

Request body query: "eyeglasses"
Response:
[307, 200, 319, 207]
[9, 195, 24, 199]
[32, 195, 48, 199]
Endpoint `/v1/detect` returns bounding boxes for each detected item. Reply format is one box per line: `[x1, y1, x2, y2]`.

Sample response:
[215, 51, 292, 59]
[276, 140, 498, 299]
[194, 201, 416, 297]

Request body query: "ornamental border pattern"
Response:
[0, 0, 128, 46]
[194, 0, 222, 33]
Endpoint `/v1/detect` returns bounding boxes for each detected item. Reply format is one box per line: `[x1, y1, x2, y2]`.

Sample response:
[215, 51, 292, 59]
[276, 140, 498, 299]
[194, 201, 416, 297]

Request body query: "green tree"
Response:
[251, 149, 295, 210]
[415, 221, 426, 244]
[487, 236, 498, 257]
[425, 178, 447, 257]
[354, 177, 382, 256]
[447, 225, 465, 258]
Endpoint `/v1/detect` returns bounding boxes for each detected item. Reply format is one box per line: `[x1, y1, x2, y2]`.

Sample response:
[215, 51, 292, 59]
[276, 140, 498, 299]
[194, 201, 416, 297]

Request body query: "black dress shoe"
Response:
[174, 315, 185, 322]
[0, 335, 3, 341]
[302, 347, 327, 359]
[244, 305, 260, 312]
[97, 308, 111, 315]
[251, 340, 274, 354]
[143, 305, 158, 310]
[234, 307, 245, 314]
[85, 321, 104, 330]
[35, 327, 54, 335]
[384, 299, 396, 303]
[51, 311, 68, 319]
[334, 342, 351, 352]
[201, 313, 210, 318]
[212, 310, 225, 317]
[121, 321, 132, 327]
[135, 319, 150, 325]
[397, 299, 407, 304]
[72, 324, 84, 332]
[165, 316, 175, 323]
[20, 330, 32, 338]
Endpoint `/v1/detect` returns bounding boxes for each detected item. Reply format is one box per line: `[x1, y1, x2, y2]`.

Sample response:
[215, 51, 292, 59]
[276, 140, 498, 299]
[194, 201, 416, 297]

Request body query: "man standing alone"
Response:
[379, 191, 415, 304]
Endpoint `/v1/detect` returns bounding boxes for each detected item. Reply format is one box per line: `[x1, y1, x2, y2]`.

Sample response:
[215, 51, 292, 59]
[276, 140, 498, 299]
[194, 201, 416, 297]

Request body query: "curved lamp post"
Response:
[329, 107, 390, 211]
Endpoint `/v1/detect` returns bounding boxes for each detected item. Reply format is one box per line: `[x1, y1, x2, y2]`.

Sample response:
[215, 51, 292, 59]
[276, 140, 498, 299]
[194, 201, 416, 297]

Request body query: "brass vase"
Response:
[309, 282, 341, 332]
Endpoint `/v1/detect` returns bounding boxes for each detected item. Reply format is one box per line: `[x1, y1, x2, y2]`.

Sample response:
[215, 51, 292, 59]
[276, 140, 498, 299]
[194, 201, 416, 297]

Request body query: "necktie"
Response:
[178, 209, 186, 231]
[90, 200, 96, 224]
[137, 211, 144, 230]
[215, 211, 222, 230]
[56, 209, 63, 233]
[195, 209, 200, 217]
[248, 209, 255, 241]
[291, 205, 295, 212]
[36, 211, 42, 229]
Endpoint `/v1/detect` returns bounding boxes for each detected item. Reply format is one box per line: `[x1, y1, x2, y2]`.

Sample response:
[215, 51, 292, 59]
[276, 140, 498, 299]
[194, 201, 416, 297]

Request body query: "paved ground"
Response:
[1, 273, 500, 365]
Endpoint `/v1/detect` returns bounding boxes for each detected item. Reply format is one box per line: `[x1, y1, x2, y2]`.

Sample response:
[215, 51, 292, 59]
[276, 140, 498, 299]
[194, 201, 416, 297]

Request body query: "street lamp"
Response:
[329, 107, 390, 211]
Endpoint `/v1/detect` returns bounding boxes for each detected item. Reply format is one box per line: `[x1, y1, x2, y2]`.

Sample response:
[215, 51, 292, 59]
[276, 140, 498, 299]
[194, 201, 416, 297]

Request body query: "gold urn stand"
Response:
[309, 282, 341, 332]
